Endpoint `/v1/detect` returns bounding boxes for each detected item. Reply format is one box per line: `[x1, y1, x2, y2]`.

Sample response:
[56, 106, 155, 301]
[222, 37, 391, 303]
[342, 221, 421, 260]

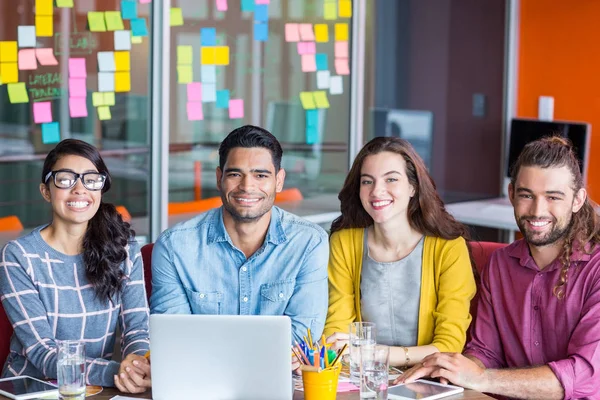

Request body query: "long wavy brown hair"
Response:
[331, 137, 470, 241]
[510, 136, 600, 299]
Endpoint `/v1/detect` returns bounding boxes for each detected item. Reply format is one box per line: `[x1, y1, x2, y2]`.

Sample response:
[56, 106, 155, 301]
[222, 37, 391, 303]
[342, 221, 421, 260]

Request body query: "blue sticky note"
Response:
[254, 5, 269, 22]
[216, 90, 230, 109]
[200, 28, 217, 46]
[42, 122, 60, 144]
[254, 22, 268, 42]
[306, 109, 319, 128]
[200, 65, 216, 83]
[306, 125, 319, 145]
[121, 0, 137, 19]
[131, 18, 148, 37]
[202, 83, 217, 103]
[241, 0, 255, 12]
[316, 54, 328, 71]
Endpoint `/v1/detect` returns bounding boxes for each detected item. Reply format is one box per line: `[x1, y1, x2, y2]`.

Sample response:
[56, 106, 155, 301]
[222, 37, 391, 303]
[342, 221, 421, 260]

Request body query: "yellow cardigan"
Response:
[324, 228, 476, 352]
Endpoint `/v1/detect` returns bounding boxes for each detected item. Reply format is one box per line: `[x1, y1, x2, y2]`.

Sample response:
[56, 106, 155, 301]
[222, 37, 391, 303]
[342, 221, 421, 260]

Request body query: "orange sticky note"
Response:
[201, 47, 216, 65]
[214, 46, 229, 65]
[115, 71, 131, 92]
[36, 16, 53, 37]
[114, 51, 131, 71]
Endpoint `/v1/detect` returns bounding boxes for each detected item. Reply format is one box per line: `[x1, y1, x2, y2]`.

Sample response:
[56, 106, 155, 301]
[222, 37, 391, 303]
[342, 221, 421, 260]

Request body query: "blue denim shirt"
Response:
[149, 206, 329, 343]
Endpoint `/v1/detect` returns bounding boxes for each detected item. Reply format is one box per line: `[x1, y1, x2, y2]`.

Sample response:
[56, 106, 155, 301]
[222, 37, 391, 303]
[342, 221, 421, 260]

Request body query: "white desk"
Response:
[446, 198, 518, 242]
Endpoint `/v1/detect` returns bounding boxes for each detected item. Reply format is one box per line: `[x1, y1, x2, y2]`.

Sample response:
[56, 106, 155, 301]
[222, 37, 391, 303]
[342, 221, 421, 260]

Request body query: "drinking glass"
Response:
[349, 322, 376, 385]
[57, 340, 86, 400]
[360, 344, 390, 399]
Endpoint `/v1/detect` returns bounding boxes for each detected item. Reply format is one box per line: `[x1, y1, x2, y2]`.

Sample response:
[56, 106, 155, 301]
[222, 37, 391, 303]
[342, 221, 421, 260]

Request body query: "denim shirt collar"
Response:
[206, 206, 288, 246]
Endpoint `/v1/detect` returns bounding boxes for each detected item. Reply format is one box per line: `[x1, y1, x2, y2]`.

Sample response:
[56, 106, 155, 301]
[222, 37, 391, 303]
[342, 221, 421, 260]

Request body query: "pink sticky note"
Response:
[187, 83, 202, 102]
[335, 58, 350, 75]
[140, 0, 151, 3]
[216, 0, 228, 11]
[301, 54, 317, 72]
[18, 49, 37, 70]
[35, 48, 58, 66]
[69, 78, 87, 97]
[335, 41, 349, 59]
[187, 102, 204, 121]
[69, 58, 87, 78]
[285, 23, 300, 42]
[33, 102, 52, 124]
[297, 42, 306, 55]
[229, 99, 244, 119]
[305, 42, 316, 54]
[69, 97, 88, 118]
[299, 24, 315, 41]
[255, 0, 270, 4]
[337, 382, 359, 392]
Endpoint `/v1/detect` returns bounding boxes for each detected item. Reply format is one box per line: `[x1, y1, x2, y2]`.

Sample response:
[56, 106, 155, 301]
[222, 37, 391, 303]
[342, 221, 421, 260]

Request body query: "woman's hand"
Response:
[115, 354, 151, 393]
[325, 332, 350, 353]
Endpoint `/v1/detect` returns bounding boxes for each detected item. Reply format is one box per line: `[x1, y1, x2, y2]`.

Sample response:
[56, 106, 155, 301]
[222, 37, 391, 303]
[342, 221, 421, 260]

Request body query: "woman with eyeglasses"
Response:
[0, 139, 151, 393]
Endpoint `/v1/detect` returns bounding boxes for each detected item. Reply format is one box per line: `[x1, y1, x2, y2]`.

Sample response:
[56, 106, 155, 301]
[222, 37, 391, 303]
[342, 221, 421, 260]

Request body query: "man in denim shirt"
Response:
[150, 125, 329, 343]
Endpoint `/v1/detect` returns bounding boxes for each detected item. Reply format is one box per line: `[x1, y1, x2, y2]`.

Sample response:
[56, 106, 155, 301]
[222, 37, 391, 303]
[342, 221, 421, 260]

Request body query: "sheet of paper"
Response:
[69, 78, 87, 97]
[200, 65, 216, 83]
[92, 92, 104, 106]
[216, 89, 230, 108]
[241, 0, 255, 12]
[177, 45, 193, 65]
[315, 53, 328, 70]
[324, 2, 337, 20]
[170, 7, 184, 26]
[177, 65, 193, 83]
[56, 0, 74, 7]
[68, 58, 86, 77]
[33, 101, 52, 123]
[121, 0, 137, 19]
[98, 72, 115, 92]
[201, 28, 217, 46]
[313, 91, 330, 108]
[36, 15, 53, 37]
[98, 51, 116, 72]
[8, 82, 29, 103]
[1, 63, 19, 84]
[130, 18, 148, 37]
[187, 82, 202, 102]
[254, 4, 269, 22]
[285, 23, 300, 42]
[338, 0, 352, 18]
[18, 26, 36, 48]
[201, 82, 216, 102]
[18, 49, 37, 70]
[335, 41, 348, 58]
[114, 30, 132, 51]
[97, 106, 112, 120]
[329, 75, 343, 95]
[36, 48, 58, 65]
[186, 101, 204, 121]
[229, 99, 244, 119]
[335, 23, 349, 41]
[299, 91, 316, 110]
[69, 97, 88, 118]
[105, 11, 125, 31]
[335, 58, 350, 75]
[314, 24, 328, 42]
[88, 12, 107, 32]
[114, 51, 130, 71]
[316, 70, 330, 89]
[41, 122, 60, 144]
[301, 54, 316, 72]
[216, 0, 228, 12]
[36, 0, 54, 15]
[115, 71, 131, 92]
[254, 22, 268, 41]
[299, 24, 315, 41]
[104, 92, 115, 106]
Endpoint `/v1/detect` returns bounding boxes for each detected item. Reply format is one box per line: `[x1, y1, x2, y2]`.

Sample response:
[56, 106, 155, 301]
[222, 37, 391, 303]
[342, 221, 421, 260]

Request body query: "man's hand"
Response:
[115, 353, 151, 393]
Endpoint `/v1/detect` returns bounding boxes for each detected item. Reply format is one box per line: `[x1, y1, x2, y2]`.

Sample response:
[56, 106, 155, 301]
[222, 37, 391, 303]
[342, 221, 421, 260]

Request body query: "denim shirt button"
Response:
[199, 293, 205, 298]
[242, 267, 247, 272]
[279, 293, 284, 298]
[243, 297, 248, 302]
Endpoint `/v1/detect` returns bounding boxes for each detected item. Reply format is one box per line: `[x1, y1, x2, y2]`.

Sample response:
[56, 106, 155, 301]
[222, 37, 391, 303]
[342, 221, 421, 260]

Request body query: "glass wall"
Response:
[0, 0, 152, 244]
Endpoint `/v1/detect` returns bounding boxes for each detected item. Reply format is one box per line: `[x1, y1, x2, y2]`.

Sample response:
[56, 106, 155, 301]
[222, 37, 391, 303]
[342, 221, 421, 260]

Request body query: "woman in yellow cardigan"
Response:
[325, 137, 476, 368]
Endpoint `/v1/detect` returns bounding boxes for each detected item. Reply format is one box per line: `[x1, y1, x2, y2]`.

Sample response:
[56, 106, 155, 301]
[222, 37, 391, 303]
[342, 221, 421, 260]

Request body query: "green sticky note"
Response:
[299, 92, 316, 110]
[177, 46, 192, 65]
[177, 65, 193, 83]
[105, 11, 125, 31]
[170, 7, 184, 26]
[313, 91, 330, 109]
[56, 0, 74, 7]
[92, 92, 104, 107]
[104, 92, 115, 106]
[98, 106, 111, 120]
[7, 83, 29, 104]
[88, 12, 106, 32]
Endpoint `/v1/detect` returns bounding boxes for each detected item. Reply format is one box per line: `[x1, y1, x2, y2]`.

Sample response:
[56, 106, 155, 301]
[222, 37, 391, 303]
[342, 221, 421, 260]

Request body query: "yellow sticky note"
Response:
[177, 65, 193, 83]
[324, 3, 337, 20]
[7, 82, 29, 103]
[314, 24, 329, 43]
[36, 0, 54, 15]
[215, 46, 229, 65]
[105, 11, 125, 31]
[56, 0, 74, 7]
[104, 92, 115, 106]
[170, 8, 184, 26]
[98, 106, 111, 120]
[88, 12, 106, 32]
[0, 42, 18, 62]
[36, 16, 53, 37]
[338, 0, 352, 18]
[313, 91, 330, 109]
[92, 92, 104, 107]
[114, 51, 130, 71]
[335, 23, 348, 41]
[299, 92, 316, 110]
[0, 63, 18, 84]
[115, 72, 131, 92]
[177, 46, 192, 65]
[201, 47, 216, 65]
[131, 36, 143, 44]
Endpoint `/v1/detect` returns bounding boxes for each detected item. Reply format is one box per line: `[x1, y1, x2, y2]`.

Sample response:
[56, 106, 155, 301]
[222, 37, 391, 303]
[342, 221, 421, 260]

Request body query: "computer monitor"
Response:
[507, 118, 591, 181]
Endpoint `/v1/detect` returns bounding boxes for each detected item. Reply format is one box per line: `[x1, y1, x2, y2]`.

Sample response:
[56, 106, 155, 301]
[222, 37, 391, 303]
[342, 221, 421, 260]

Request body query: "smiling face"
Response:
[359, 151, 415, 225]
[509, 165, 586, 247]
[216, 147, 285, 223]
[39, 154, 103, 229]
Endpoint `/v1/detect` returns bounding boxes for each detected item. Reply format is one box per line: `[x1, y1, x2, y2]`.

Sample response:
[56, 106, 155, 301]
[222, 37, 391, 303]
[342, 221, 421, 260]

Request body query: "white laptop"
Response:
[149, 314, 293, 400]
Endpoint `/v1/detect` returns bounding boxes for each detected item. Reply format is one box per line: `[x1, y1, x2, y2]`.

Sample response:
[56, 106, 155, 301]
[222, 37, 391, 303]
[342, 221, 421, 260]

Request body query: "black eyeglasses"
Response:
[44, 169, 107, 191]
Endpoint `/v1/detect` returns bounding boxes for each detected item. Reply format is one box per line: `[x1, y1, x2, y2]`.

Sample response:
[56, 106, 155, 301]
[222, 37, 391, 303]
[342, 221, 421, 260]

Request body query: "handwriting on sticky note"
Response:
[229, 99, 244, 119]
[33, 101, 52, 123]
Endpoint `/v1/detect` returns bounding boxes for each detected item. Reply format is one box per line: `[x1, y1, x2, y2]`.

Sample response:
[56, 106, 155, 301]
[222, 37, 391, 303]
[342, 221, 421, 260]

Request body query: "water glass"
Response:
[57, 340, 86, 400]
[360, 344, 390, 399]
[349, 322, 376, 385]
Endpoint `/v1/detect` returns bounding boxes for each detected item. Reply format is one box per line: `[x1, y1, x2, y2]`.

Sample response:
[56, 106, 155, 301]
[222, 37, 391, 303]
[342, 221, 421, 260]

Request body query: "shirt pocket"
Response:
[184, 287, 223, 315]
[260, 280, 295, 315]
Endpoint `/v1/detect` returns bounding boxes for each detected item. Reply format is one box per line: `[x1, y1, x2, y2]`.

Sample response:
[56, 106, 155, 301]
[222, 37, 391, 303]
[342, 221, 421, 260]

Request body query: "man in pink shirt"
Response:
[398, 136, 600, 399]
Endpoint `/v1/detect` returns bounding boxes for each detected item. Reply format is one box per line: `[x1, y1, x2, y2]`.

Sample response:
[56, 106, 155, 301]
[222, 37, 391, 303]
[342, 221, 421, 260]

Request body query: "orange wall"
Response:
[518, 0, 600, 201]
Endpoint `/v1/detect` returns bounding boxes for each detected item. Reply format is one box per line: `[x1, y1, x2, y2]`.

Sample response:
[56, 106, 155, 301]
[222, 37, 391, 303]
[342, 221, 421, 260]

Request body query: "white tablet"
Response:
[0, 376, 58, 400]
[388, 379, 464, 400]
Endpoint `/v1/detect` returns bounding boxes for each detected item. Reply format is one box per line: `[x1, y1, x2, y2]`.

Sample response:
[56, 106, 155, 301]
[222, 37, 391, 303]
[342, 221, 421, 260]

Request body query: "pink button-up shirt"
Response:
[465, 239, 600, 399]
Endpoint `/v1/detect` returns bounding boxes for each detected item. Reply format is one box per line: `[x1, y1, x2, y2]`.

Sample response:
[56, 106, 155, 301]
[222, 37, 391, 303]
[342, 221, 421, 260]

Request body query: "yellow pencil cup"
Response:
[302, 366, 341, 400]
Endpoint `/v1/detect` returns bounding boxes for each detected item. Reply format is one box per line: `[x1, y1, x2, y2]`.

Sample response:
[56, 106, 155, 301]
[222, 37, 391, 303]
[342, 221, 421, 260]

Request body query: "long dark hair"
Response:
[510, 136, 600, 298]
[331, 137, 470, 241]
[41, 139, 134, 303]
